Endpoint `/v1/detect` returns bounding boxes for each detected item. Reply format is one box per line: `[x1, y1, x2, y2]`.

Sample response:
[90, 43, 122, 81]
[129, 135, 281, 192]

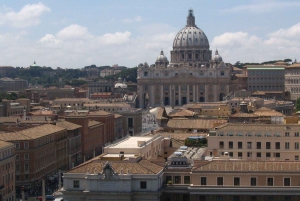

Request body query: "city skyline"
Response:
[0, 0, 300, 68]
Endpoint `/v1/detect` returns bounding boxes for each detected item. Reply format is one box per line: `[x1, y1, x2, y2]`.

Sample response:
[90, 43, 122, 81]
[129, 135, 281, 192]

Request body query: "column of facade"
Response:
[196, 84, 199, 102]
[179, 85, 182, 105]
[150, 85, 155, 108]
[160, 85, 164, 106]
[187, 85, 190, 103]
[169, 84, 173, 107]
[193, 84, 196, 103]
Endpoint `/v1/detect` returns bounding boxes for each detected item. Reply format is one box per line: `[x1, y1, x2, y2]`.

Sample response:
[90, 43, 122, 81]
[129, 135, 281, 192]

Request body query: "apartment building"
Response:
[285, 62, 300, 101]
[0, 141, 15, 201]
[0, 77, 28, 91]
[207, 123, 300, 161]
[0, 124, 67, 191]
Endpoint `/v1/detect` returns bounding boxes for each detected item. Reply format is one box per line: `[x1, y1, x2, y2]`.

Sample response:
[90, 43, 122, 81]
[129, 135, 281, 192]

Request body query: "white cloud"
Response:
[225, 1, 300, 13]
[122, 16, 142, 23]
[57, 24, 92, 40]
[98, 31, 131, 45]
[211, 23, 300, 63]
[0, 3, 50, 28]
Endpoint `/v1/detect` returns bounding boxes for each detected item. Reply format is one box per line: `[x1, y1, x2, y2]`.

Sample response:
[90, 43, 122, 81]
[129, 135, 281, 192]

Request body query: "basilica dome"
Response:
[156, 50, 168, 62]
[212, 50, 223, 62]
[173, 9, 209, 49]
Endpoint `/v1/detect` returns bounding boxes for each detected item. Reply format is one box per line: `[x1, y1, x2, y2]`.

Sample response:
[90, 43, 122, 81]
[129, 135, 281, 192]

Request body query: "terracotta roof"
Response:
[56, 120, 82, 130]
[68, 159, 163, 174]
[88, 110, 112, 116]
[230, 112, 258, 118]
[169, 109, 196, 117]
[88, 120, 102, 127]
[0, 140, 14, 149]
[254, 107, 285, 117]
[114, 114, 122, 118]
[193, 161, 300, 172]
[214, 123, 300, 132]
[0, 124, 66, 141]
[167, 119, 227, 129]
[284, 63, 300, 68]
[156, 107, 168, 120]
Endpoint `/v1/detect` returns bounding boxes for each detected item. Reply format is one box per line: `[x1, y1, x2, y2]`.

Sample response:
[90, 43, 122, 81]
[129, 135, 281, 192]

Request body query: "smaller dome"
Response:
[115, 82, 127, 88]
[156, 50, 168, 62]
[212, 50, 222, 62]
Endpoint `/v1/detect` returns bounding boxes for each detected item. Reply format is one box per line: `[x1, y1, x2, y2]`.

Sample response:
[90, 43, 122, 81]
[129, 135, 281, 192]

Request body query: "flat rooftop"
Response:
[106, 136, 154, 149]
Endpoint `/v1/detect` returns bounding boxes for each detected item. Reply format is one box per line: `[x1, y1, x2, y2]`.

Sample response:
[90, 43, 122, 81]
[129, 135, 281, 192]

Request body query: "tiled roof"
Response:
[88, 110, 112, 116]
[167, 119, 227, 129]
[284, 63, 300, 68]
[56, 120, 82, 130]
[230, 112, 258, 118]
[169, 109, 196, 117]
[114, 114, 122, 118]
[156, 107, 168, 120]
[214, 123, 300, 132]
[0, 140, 14, 149]
[88, 120, 102, 127]
[193, 161, 300, 172]
[68, 159, 163, 174]
[0, 124, 66, 141]
[254, 107, 285, 117]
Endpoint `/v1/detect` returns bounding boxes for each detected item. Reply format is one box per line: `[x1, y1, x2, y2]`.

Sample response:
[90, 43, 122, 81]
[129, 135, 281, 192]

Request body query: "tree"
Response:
[284, 58, 292, 63]
[296, 98, 300, 112]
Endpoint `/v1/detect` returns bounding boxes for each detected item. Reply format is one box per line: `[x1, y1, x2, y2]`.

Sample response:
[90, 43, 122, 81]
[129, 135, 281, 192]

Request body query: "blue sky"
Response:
[0, 0, 300, 68]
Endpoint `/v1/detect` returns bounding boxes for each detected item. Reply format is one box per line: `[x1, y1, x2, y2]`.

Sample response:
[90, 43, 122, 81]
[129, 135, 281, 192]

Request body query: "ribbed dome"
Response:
[156, 50, 168, 62]
[173, 9, 209, 49]
[212, 50, 222, 62]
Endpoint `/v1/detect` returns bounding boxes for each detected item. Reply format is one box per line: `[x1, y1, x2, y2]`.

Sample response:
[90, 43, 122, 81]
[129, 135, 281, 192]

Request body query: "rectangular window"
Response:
[251, 177, 256, 186]
[24, 164, 29, 172]
[219, 141, 224, 149]
[247, 142, 252, 149]
[267, 178, 274, 186]
[285, 132, 289, 137]
[166, 176, 172, 184]
[266, 152, 271, 157]
[16, 164, 20, 172]
[295, 132, 299, 137]
[276, 142, 280, 149]
[174, 176, 181, 184]
[238, 142, 242, 149]
[73, 180, 79, 188]
[256, 142, 261, 149]
[140, 181, 147, 189]
[24, 142, 29, 149]
[217, 177, 223, 186]
[201, 177, 207, 185]
[128, 118, 133, 128]
[285, 142, 290, 149]
[295, 155, 299, 160]
[274, 153, 280, 158]
[24, 154, 29, 160]
[144, 72, 148, 76]
[229, 141, 233, 149]
[238, 152, 242, 158]
[257, 152, 261, 158]
[284, 178, 290, 186]
[220, 71, 224, 76]
[247, 152, 252, 157]
[295, 142, 299, 150]
[16, 154, 20, 161]
[15, 143, 20, 149]
[266, 142, 271, 149]
[184, 176, 190, 184]
[234, 177, 240, 186]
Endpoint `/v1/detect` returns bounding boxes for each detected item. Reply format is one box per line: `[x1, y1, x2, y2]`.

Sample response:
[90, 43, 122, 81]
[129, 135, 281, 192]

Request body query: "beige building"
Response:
[62, 158, 164, 201]
[137, 9, 231, 108]
[0, 141, 15, 201]
[285, 62, 300, 101]
[207, 123, 300, 161]
[0, 77, 28, 91]
[103, 135, 164, 160]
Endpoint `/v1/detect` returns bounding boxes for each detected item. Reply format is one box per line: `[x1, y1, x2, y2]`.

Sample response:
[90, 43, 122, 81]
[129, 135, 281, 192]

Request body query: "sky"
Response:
[0, 0, 300, 68]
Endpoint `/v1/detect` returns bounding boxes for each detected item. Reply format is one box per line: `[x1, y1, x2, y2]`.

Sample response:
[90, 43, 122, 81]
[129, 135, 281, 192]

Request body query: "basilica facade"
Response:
[137, 9, 231, 108]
